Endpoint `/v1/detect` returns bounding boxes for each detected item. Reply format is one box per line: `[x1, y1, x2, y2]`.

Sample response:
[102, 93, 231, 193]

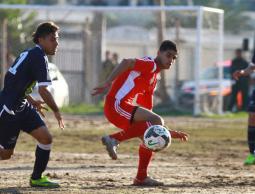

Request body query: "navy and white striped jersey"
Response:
[0, 45, 52, 113]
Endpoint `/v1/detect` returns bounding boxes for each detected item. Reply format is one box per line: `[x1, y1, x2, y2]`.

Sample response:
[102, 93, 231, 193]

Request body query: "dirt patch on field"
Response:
[0, 114, 255, 193]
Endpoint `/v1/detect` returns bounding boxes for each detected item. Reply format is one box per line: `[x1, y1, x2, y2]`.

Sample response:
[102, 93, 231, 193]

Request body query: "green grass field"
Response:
[16, 113, 248, 157]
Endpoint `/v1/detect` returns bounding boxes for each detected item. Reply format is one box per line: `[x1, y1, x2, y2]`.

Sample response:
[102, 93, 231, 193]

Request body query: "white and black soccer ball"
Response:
[143, 125, 171, 152]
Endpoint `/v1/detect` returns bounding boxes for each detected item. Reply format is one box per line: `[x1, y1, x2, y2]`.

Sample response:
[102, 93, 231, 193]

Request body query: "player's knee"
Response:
[2, 153, 13, 160]
[38, 133, 53, 145]
[0, 150, 14, 160]
[45, 134, 53, 144]
[150, 115, 164, 126]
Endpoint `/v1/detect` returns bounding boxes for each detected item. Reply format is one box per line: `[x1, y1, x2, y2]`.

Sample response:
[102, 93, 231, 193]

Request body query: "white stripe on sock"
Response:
[38, 143, 52, 150]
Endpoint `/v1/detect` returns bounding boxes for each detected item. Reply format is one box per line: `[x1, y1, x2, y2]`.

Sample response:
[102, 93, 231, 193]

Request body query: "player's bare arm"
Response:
[233, 62, 255, 80]
[26, 95, 48, 117]
[38, 86, 65, 129]
[92, 58, 136, 96]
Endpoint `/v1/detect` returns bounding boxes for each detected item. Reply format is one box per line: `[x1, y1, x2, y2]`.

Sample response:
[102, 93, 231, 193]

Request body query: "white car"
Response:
[179, 64, 232, 111]
[30, 63, 69, 107]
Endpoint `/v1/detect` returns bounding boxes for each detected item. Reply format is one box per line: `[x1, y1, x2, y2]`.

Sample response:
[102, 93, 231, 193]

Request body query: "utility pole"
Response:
[155, 0, 173, 105]
[174, 18, 180, 102]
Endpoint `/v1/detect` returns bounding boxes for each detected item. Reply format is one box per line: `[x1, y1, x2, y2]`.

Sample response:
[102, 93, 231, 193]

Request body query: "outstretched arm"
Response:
[92, 58, 136, 96]
[38, 86, 65, 129]
[26, 95, 48, 117]
[169, 130, 188, 141]
[233, 62, 255, 80]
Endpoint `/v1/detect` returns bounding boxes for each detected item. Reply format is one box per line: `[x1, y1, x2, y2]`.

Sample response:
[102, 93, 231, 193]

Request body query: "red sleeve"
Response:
[133, 58, 156, 74]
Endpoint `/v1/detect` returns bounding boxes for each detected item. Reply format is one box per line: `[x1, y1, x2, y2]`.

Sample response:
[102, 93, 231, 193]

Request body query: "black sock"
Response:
[248, 126, 255, 154]
[31, 145, 51, 180]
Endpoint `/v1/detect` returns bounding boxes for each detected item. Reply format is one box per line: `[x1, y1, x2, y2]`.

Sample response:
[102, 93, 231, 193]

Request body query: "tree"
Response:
[154, 0, 175, 107]
[0, 0, 37, 58]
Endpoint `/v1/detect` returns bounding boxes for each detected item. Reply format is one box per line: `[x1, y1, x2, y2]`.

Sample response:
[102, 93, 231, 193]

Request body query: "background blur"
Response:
[1, 0, 255, 115]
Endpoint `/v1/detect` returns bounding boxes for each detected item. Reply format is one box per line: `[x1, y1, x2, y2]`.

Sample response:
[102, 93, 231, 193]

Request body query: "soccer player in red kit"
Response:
[92, 40, 188, 186]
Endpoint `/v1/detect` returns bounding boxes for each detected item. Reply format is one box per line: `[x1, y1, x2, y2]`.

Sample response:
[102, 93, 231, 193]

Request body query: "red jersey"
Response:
[106, 57, 160, 110]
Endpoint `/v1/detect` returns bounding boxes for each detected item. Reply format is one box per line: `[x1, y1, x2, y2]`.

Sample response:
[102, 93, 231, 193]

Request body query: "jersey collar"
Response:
[36, 44, 48, 62]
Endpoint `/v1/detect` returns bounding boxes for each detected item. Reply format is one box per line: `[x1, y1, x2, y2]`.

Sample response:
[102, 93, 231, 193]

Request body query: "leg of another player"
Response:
[29, 126, 59, 187]
[0, 147, 14, 160]
[244, 112, 255, 165]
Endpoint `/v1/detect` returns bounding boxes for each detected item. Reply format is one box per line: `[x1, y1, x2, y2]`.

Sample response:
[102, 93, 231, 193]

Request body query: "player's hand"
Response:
[91, 82, 111, 96]
[54, 111, 65, 130]
[170, 130, 188, 141]
[233, 70, 244, 80]
[32, 100, 48, 118]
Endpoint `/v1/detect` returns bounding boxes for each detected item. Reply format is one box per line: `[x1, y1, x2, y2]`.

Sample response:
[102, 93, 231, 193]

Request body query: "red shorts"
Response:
[104, 96, 151, 133]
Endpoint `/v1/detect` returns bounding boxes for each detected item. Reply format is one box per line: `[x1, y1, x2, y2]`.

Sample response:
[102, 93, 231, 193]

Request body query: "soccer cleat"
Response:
[101, 135, 119, 160]
[30, 175, 60, 188]
[133, 177, 164, 186]
[244, 154, 255, 165]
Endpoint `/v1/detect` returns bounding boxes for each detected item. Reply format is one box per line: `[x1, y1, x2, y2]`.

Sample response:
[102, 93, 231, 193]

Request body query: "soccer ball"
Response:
[143, 125, 171, 152]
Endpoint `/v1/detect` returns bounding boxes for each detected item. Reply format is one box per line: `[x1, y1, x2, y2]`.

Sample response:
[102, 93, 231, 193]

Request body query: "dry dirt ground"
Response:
[1, 114, 255, 194]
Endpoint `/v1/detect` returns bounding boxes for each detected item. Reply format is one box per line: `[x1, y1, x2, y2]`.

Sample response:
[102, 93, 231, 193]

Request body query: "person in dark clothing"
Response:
[100, 51, 115, 83]
[228, 49, 250, 111]
[0, 22, 64, 188]
[233, 51, 255, 165]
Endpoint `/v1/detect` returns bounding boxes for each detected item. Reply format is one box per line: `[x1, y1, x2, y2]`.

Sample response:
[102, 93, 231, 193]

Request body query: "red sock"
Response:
[136, 144, 153, 181]
[110, 131, 129, 142]
[110, 122, 149, 142]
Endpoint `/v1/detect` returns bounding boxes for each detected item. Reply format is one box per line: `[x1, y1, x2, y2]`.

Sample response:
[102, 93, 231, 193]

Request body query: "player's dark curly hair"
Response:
[32, 21, 59, 44]
[159, 40, 177, 52]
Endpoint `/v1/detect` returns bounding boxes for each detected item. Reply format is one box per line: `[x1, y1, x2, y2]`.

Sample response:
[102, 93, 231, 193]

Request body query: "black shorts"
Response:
[0, 103, 45, 149]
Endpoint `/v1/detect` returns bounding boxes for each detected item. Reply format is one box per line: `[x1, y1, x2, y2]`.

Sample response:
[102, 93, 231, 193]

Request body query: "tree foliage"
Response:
[0, 0, 37, 57]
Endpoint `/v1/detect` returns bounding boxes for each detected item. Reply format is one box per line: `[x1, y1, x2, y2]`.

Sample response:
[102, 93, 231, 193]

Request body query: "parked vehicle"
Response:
[30, 63, 69, 107]
[179, 60, 234, 112]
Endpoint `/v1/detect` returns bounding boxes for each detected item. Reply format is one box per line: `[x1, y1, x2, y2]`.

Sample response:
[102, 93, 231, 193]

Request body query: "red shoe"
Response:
[133, 177, 164, 186]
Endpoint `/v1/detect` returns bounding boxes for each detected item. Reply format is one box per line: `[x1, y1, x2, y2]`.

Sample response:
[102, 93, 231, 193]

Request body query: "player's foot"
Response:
[30, 175, 60, 188]
[244, 154, 255, 165]
[133, 176, 164, 186]
[101, 135, 119, 160]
